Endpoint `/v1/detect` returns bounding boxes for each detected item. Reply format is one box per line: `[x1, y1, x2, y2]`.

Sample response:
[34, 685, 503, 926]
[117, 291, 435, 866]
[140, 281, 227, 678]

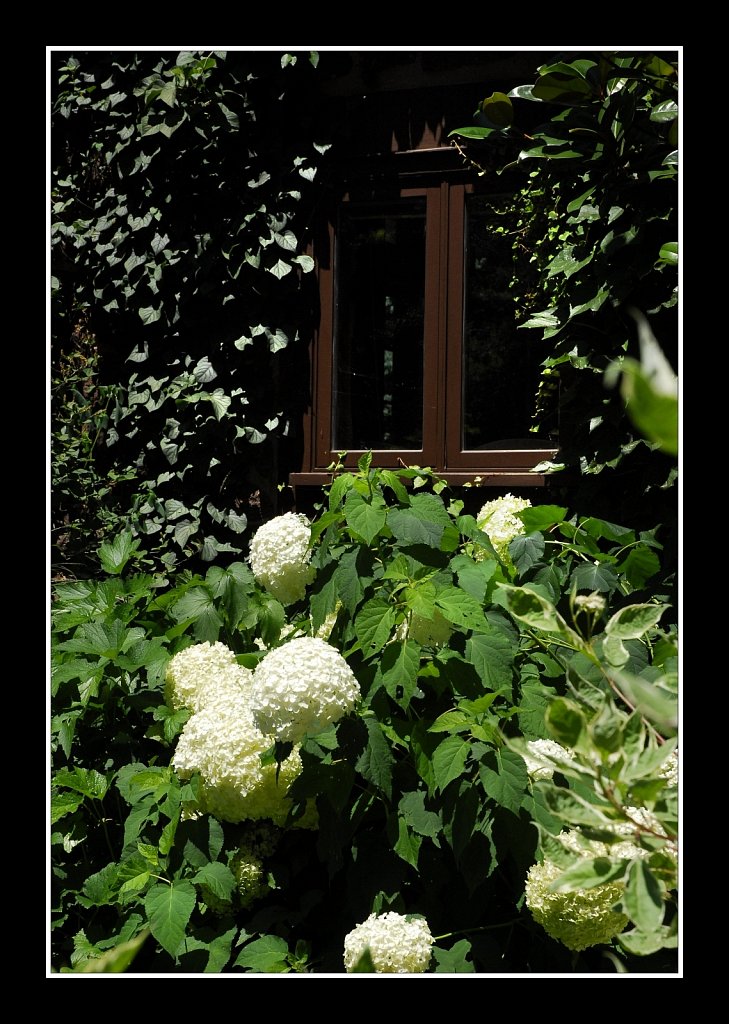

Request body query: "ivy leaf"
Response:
[432, 736, 470, 793]
[138, 306, 161, 325]
[98, 532, 141, 574]
[144, 881, 197, 958]
[267, 259, 291, 279]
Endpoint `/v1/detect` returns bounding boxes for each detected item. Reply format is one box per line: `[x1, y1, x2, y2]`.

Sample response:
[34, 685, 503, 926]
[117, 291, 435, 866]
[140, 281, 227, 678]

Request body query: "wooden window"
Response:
[289, 162, 558, 490]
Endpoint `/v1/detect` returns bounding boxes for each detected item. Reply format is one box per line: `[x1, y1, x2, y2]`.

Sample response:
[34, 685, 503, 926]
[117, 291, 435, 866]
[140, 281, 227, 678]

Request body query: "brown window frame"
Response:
[289, 161, 558, 490]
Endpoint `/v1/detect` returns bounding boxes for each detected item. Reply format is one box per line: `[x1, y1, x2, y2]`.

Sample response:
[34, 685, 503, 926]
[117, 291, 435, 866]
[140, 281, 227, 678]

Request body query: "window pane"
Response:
[462, 195, 544, 450]
[333, 200, 425, 450]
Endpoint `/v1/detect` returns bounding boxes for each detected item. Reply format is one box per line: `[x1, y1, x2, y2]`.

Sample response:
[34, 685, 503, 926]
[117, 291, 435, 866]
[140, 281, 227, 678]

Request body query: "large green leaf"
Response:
[377, 640, 421, 709]
[548, 857, 628, 892]
[355, 596, 397, 659]
[435, 587, 489, 632]
[234, 935, 290, 973]
[344, 489, 387, 544]
[433, 939, 475, 973]
[465, 631, 514, 691]
[193, 863, 236, 902]
[605, 603, 665, 640]
[355, 718, 395, 799]
[98, 532, 141, 574]
[399, 790, 442, 838]
[432, 735, 471, 793]
[478, 748, 528, 815]
[624, 859, 664, 932]
[144, 881, 197, 958]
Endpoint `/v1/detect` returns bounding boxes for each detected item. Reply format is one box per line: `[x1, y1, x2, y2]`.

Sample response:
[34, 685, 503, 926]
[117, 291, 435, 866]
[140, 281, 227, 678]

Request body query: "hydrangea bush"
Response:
[51, 458, 678, 974]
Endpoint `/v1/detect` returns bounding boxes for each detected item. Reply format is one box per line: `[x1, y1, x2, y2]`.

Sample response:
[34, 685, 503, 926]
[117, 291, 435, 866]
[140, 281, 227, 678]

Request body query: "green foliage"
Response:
[51, 49, 328, 571]
[450, 51, 678, 528]
[51, 461, 678, 974]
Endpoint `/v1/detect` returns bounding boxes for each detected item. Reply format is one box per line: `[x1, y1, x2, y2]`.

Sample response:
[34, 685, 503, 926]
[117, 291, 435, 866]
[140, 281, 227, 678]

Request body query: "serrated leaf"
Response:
[355, 596, 397, 658]
[235, 935, 290, 972]
[478, 748, 528, 815]
[51, 790, 84, 824]
[510, 532, 545, 574]
[377, 640, 421, 709]
[98, 532, 141, 574]
[193, 863, 236, 902]
[619, 546, 660, 589]
[144, 881, 197, 957]
[355, 718, 395, 798]
[432, 736, 470, 793]
[546, 697, 587, 747]
[465, 630, 515, 692]
[344, 489, 387, 544]
[435, 588, 488, 631]
[55, 767, 109, 801]
[570, 562, 620, 593]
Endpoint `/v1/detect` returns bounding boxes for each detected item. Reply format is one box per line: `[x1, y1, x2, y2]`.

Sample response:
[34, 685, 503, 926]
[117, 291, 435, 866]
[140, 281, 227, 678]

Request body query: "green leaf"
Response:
[546, 697, 587, 747]
[393, 815, 422, 869]
[235, 935, 291, 973]
[617, 925, 677, 956]
[432, 735, 470, 793]
[570, 562, 620, 593]
[399, 790, 442, 838]
[448, 126, 499, 140]
[344, 489, 387, 544]
[138, 306, 161, 325]
[658, 242, 678, 265]
[55, 767, 109, 801]
[267, 259, 291, 279]
[377, 640, 421, 709]
[510, 532, 545, 574]
[549, 857, 628, 892]
[51, 789, 84, 824]
[450, 554, 497, 602]
[432, 939, 474, 973]
[605, 604, 665, 640]
[144, 881, 197, 958]
[356, 718, 395, 798]
[541, 787, 612, 828]
[193, 863, 236, 902]
[624, 859, 664, 932]
[74, 931, 149, 974]
[480, 91, 513, 128]
[355, 596, 397, 659]
[478, 748, 528, 815]
[465, 631, 514, 691]
[98, 532, 141, 574]
[609, 669, 677, 733]
[435, 587, 489, 632]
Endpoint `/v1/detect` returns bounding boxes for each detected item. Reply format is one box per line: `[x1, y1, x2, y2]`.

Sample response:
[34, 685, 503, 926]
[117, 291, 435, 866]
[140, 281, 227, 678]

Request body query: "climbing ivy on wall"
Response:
[51, 49, 328, 573]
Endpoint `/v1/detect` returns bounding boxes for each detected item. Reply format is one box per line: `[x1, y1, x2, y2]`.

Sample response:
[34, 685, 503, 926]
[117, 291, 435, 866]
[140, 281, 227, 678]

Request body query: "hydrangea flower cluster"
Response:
[343, 912, 434, 973]
[659, 748, 679, 787]
[165, 640, 246, 713]
[248, 512, 315, 605]
[523, 738, 576, 781]
[475, 493, 532, 568]
[250, 636, 361, 743]
[525, 855, 629, 952]
[173, 678, 305, 825]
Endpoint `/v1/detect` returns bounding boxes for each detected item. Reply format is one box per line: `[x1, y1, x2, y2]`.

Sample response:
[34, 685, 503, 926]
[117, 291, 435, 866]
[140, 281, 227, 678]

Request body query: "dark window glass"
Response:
[462, 195, 543, 450]
[332, 200, 426, 450]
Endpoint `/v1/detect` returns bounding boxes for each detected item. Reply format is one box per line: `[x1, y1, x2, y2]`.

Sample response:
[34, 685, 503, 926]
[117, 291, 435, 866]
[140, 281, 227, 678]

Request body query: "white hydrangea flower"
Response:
[250, 636, 360, 744]
[343, 912, 434, 973]
[165, 641, 248, 713]
[658, 748, 678, 787]
[525, 857, 629, 951]
[475, 493, 531, 567]
[248, 512, 315, 605]
[523, 738, 576, 781]
[172, 680, 304, 825]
